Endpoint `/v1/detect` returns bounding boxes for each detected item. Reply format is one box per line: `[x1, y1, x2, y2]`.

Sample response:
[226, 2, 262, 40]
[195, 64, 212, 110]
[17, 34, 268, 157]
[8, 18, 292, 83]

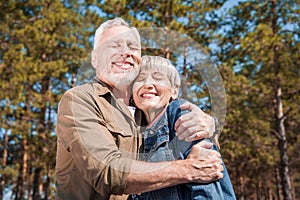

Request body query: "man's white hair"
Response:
[93, 18, 140, 50]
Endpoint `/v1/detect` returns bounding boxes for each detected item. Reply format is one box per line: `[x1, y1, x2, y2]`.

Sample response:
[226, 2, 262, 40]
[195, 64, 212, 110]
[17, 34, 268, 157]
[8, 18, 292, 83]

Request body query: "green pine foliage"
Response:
[0, 0, 94, 199]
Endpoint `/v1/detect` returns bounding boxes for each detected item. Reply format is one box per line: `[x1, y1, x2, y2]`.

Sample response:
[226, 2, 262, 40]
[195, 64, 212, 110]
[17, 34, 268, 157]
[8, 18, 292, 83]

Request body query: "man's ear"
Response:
[91, 50, 97, 69]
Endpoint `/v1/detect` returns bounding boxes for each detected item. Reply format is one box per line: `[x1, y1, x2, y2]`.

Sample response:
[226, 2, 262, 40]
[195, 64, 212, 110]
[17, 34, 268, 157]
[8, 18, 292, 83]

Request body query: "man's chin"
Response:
[112, 74, 136, 87]
[118, 72, 136, 80]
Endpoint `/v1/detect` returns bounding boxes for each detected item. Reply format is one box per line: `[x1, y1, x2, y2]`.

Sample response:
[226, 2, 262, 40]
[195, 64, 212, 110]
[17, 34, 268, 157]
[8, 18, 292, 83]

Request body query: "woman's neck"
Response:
[144, 107, 167, 125]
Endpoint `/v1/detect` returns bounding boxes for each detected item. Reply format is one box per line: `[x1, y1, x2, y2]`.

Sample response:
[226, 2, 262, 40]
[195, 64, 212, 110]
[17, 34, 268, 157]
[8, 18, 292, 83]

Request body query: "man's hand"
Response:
[125, 141, 223, 194]
[185, 140, 223, 183]
[174, 101, 215, 142]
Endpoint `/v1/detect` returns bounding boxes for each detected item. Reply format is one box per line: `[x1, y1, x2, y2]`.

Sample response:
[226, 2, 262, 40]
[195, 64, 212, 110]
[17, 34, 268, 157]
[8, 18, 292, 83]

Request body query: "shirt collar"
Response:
[92, 77, 113, 97]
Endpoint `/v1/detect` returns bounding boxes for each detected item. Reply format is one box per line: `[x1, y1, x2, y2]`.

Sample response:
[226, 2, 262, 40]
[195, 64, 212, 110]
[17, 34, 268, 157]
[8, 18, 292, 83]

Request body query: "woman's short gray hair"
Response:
[93, 18, 140, 50]
[141, 55, 181, 89]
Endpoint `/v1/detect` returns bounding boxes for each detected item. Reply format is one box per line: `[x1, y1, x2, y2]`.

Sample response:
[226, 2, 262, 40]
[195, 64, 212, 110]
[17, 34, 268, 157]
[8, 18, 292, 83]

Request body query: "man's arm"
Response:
[124, 140, 223, 194]
[56, 87, 135, 196]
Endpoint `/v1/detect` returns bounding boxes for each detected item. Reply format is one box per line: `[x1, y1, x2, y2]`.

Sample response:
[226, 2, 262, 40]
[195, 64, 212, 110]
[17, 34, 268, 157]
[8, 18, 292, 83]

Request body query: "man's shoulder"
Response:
[61, 83, 92, 96]
[63, 81, 108, 96]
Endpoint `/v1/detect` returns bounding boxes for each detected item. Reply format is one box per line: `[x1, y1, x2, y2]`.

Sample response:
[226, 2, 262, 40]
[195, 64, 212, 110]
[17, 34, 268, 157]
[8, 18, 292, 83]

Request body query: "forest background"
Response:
[0, 0, 299, 200]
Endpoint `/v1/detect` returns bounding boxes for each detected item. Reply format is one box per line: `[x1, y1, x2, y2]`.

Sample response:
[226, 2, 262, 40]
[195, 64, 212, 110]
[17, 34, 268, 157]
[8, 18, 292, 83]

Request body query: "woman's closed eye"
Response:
[152, 72, 166, 80]
[135, 74, 146, 82]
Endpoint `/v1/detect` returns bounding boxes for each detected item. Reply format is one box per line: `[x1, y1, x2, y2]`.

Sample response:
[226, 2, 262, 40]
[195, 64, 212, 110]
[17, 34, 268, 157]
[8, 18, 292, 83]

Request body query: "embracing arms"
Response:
[56, 86, 222, 196]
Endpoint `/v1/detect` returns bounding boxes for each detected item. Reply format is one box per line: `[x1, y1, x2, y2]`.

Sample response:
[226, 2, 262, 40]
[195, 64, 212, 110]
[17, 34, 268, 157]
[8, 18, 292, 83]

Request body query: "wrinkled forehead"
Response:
[96, 26, 141, 47]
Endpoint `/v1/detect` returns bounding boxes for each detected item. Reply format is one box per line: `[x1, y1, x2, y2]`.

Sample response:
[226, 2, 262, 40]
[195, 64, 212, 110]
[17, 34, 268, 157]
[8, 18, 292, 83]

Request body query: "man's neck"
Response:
[112, 87, 132, 105]
[97, 77, 132, 105]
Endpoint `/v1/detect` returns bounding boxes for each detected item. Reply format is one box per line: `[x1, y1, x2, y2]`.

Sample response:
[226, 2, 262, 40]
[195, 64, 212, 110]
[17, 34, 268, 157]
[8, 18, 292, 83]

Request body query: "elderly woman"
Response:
[131, 55, 236, 200]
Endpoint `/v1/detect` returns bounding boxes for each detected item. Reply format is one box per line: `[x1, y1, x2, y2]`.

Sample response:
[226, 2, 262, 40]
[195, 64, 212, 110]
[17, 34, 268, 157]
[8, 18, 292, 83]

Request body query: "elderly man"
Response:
[55, 18, 223, 200]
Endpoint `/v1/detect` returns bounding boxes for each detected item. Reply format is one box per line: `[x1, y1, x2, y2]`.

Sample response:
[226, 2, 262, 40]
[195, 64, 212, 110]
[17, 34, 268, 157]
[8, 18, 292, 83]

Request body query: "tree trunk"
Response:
[0, 125, 8, 200]
[0, 99, 11, 199]
[43, 167, 51, 200]
[15, 138, 28, 200]
[181, 45, 188, 99]
[27, 167, 32, 200]
[236, 166, 245, 200]
[32, 167, 42, 200]
[276, 86, 292, 200]
[268, 187, 273, 200]
[271, 1, 292, 199]
[275, 167, 282, 200]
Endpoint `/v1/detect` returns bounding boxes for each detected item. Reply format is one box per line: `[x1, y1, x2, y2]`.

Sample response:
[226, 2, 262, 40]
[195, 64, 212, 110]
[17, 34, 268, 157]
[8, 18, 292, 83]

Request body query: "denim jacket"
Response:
[132, 99, 236, 200]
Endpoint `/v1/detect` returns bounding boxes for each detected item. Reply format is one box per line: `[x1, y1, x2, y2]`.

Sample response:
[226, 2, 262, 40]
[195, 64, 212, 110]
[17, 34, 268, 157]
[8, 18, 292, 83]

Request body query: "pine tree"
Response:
[0, 0, 93, 198]
[214, 1, 299, 199]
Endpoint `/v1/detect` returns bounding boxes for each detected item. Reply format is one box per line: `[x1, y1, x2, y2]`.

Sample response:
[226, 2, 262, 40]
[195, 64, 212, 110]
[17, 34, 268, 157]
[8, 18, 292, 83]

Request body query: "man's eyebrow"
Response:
[128, 41, 139, 46]
[110, 38, 122, 43]
[109, 38, 139, 46]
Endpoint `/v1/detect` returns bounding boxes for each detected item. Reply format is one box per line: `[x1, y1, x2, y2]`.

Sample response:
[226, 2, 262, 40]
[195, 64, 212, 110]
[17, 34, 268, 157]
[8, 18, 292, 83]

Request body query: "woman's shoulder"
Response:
[166, 98, 190, 117]
[168, 98, 188, 108]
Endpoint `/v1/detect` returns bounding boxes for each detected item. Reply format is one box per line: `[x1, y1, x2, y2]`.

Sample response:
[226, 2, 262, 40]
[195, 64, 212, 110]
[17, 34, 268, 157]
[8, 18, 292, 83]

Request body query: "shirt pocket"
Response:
[102, 109, 133, 137]
[104, 117, 139, 157]
[105, 121, 131, 137]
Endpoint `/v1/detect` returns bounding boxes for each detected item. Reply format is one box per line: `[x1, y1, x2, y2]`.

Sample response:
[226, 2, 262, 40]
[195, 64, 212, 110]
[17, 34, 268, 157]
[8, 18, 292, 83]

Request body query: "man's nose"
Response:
[120, 45, 131, 56]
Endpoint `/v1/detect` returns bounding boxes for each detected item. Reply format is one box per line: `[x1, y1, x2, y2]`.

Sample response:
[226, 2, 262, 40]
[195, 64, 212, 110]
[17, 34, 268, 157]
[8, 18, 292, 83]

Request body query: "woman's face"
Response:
[133, 69, 176, 112]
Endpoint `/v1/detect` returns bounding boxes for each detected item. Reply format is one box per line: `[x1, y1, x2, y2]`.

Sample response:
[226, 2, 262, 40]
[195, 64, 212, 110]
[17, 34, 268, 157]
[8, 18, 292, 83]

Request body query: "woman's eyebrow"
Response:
[153, 71, 164, 75]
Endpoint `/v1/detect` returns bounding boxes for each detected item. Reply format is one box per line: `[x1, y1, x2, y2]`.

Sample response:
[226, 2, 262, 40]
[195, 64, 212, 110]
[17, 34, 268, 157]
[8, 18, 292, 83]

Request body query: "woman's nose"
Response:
[143, 78, 155, 88]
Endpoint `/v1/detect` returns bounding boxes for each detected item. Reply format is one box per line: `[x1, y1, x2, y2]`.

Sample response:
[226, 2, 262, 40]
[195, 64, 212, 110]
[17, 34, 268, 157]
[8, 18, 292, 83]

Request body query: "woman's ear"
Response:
[170, 87, 179, 100]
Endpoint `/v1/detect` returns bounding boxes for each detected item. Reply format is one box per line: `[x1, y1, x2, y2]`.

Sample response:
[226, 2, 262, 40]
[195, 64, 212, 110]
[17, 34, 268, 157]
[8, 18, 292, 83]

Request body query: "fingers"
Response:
[174, 102, 215, 141]
[176, 126, 209, 142]
[174, 102, 198, 130]
[194, 139, 214, 149]
[205, 164, 224, 182]
[184, 131, 207, 142]
[209, 158, 224, 181]
[175, 116, 211, 141]
[188, 141, 220, 159]
[174, 102, 204, 129]
[187, 145, 224, 183]
[179, 101, 205, 114]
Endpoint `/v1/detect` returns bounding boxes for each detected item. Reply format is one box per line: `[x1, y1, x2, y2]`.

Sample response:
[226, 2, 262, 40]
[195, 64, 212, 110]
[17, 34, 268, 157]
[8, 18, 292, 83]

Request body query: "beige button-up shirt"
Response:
[55, 79, 143, 200]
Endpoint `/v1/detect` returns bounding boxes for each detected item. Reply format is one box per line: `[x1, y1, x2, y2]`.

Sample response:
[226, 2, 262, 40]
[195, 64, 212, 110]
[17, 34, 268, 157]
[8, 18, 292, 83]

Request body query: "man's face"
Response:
[93, 26, 141, 89]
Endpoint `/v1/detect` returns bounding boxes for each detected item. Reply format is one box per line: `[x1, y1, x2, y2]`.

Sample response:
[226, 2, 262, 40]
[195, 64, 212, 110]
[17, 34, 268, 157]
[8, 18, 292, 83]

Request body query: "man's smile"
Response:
[112, 60, 134, 71]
